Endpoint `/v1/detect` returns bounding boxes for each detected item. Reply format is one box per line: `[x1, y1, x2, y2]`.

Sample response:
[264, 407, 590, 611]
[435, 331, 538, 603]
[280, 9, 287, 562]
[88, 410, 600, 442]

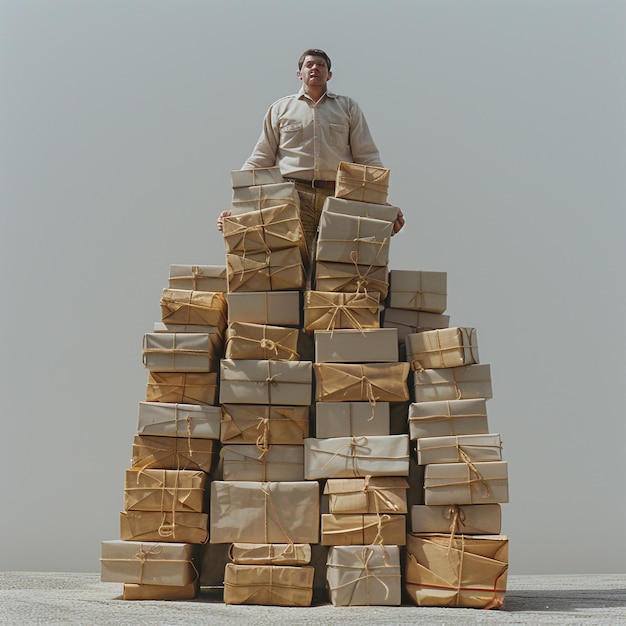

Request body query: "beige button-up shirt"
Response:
[242, 88, 383, 181]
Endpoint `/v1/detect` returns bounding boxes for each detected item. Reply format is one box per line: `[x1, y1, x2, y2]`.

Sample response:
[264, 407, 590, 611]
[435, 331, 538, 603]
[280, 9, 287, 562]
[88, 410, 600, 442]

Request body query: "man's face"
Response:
[297, 55, 332, 89]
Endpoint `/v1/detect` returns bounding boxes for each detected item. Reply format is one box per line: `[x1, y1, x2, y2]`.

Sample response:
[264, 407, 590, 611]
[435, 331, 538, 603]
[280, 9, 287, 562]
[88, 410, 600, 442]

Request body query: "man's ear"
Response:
[327, 70, 333, 81]
[297, 70, 302, 81]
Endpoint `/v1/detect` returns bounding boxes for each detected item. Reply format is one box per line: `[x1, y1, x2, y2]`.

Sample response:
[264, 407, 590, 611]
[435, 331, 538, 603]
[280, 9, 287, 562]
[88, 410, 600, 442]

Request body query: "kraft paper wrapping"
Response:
[120, 510, 209, 544]
[142, 333, 219, 373]
[410, 504, 502, 535]
[323, 196, 400, 223]
[209, 481, 320, 544]
[123, 469, 207, 513]
[324, 477, 409, 515]
[326, 545, 401, 606]
[131, 435, 216, 473]
[220, 404, 309, 445]
[168, 264, 227, 293]
[137, 402, 221, 439]
[100, 540, 198, 586]
[304, 435, 409, 480]
[303, 290, 380, 333]
[405, 533, 508, 608]
[314, 259, 389, 298]
[408, 399, 489, 439]
[417, 433, 503, 465]
[388, 270, 448, 313]
[315, 402, 389, 438]
[231, 166, 283, 189]
[383, 308, 450, 343]
[321, 513, 406, 546]
[316, 211, 392, 267]
[226, 247, 304, 293]
[407, 327, 479, 371]
[231, 182, 300, 215]
[153, 322, 222, 336]
[146, 372, 218, 405]
[226, 291, 301, 326]
[223, 563, 314, 606]
[314, 328, 398, 363]
[122, 580, 199, 600]
[412, 365, 493, 403]
[219, 359, 312, 406]
[335, 162, 390, 205]
[424, 461, 509, 505]
[229, 543, 311, 565]
[221, 444, 304, 481]
[159, 289, 227, 330]
[225, 322, 299, 361]
[313, 362, 410, 403]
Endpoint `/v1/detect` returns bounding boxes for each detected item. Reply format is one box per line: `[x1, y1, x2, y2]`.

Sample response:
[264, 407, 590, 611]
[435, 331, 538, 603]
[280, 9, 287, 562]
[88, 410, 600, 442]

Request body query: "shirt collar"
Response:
[297, 87, 337, 102]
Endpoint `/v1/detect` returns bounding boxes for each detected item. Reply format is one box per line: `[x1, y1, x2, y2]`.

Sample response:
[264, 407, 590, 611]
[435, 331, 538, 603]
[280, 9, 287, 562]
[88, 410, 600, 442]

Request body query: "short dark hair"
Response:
[298, 49, 332, 71]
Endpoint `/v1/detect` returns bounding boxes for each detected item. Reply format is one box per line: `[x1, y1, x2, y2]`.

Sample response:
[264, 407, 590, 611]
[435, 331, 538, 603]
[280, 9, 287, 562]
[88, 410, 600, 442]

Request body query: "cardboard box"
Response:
[225, 322, 299, 361]
[137, 402, 221, 439]
[424, 461, 509, 505]
[335, 161, 390, 205]
[226, 247, 304, 292]
[383, 308, 450, 343]
[100, 540, 198, 586]
[303, 290, 380, 333]
[304, 434, 410, 479]
[408, 398, 489, 439]
[131, 435, 216, 473]
[323, 195, 400, 222]
[223, 563, 314, 606]
[315, 401, 389, 438]
[411, 365, 493, 403]
[210, 481, 319, 544]
[142, 333, 219, 373]
[226, 291, 301, 326]
[231, 166, 283, 189]
[417, 433, 503, 465]
[168, 265, 227, 293]
[221, 444, 304, 481]
[145, 372, 218, 405]
[122, 581, 199, 600]
[120, 510, 209, 544]
[313, 362, 410, 403]
[229, 543, 311, 565]
[324, 477, 409, 514]
[326, 545, 401, 606]
[407, 327, 479, 370]
[388, 270, 447, 313]
[405, 533, 508, 608]
[219, 359, 312, 406]
[124, 469, 207, 513]
[220, 404, 309, 445]
[410, 504, 502, 535]
[314, 328, 398, 363]
[314, 260, 389, 298]
[321, 513, 406, 546]
[231, 182, 299, 214]
[160, 289, 227, 329]
[153, 322, 222, 335]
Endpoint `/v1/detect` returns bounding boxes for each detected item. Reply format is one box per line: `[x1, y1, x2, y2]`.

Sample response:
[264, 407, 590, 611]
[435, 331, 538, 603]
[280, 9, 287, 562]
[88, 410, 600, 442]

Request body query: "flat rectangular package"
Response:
[417, 433, 503, 465]
[315, 401, 390, 438]
[225, 322, 299, 361]
[314, 259, 389, 298]
[388, 270, 447, 313]
[231, 182, 299, 214]
[383, 308, 450, 343]
[324, 477, 409, 514]
[321, 513, 406, 546]
[229, 543, 311, 565]
[303, 290, 380, 333]
[142, 333, 219, 373]
[137, 401, 221, 439]
[160, 289, 227, 329]
[122, 581, 199, 601]
[407, 327, 479, 370]
[219, 359, 312, 406]
[335, 161, 390, 204]
[314, 328, 398, 363]
[226, 246, 304, 292]
[326, 545, 401, 606]
[168, 264, 227, 293]
[410, 504, 502, 534]
[131, 435, 216, 473]
[120, 510, 209, 544]
[411, 365, 492, 402]
[408, 398, 489, 439]
[221, 444, 304, 481]
[209, 481, 319, 544]
[230, 166, 283, 188]
[226, 291, 301, 326]
[323, 195, 400, 222]
[304, 434, 410, 479]
[146, 372, 218, 405]
[153, 322, 222, 336]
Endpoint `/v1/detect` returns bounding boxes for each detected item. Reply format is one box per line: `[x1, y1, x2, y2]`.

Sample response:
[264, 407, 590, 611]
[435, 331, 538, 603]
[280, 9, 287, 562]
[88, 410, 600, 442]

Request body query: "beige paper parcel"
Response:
[230, 166, 283, 189]
[168, 264, 227, 293]
[131, 435, 216, 473]
[137, 401, 221, 439]
[408, 398, 489, 440]
[412, 364, 492, 403]
[321, 513, 406, 546]
[417, 433, 503, 465]
[226, 291, 301, 326]
[229, 543, 311, 566]
[315, 401, 390, 438]
[119, 509, 209, 544]
[410, 504, 502, 535]
[221, 444, 304, 482]
[388, 270, 447, 313]
[335, 161, 390, 205]
[303, 290, 380, 333]
[142, 333, 220, 373]
[323, 195, 400, 222]
[145, 372, 218, 405]
[314, 328, 398, 363]
[225, 322, 299, 361]
[314, 259, 389, 299]
[160, 289, 227, 329]
[407, 327, 479, 371]
[324, 477, 409, 515]
[226, 247, 304, 293]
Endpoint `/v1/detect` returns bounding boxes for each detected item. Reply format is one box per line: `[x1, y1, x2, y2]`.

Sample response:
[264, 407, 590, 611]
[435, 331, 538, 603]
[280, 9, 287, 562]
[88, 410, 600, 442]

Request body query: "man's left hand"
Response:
[391, 210, 405, 236]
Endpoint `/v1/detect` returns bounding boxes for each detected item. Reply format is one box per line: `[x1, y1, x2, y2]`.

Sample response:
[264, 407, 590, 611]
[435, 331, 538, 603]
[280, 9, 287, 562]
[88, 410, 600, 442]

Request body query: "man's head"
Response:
[297, 49, 332, 96]
[298, 49, 331, 71]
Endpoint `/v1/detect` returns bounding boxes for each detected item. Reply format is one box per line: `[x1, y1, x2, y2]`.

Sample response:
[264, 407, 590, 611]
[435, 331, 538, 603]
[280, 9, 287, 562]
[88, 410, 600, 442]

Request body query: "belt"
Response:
[285, 177, 335, 190]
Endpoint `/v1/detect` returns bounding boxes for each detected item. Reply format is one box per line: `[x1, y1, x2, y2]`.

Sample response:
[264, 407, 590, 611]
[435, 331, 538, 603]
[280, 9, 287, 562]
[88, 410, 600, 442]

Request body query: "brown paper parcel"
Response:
[410, 504, 502, 535]
[168, 264, 227, 292]
[323, 195, 400, 222]
[388, 270, 447, 313]
[229, 543, 311, 565]
[220, 404, 309, 445]
[303, 290, 380, 333]
[324, 477, 409, 515]
[120, 510, 209, 544]
[146, 372, 218, 405]
[100, 540, 198, 586]
[210, 480, 319, 544]
[225, 322, 299, 361]
[335, 161, 390, 205]
[219, 359, 312, 406]
[424, 461, 509, 505]
[314, 259, 389, 298]
[122, 580, 199, 600]
[383, 308, 450, 343]
[124, 468, 207, 513]
[304, 435, 410, 479]
[407, 327, 479, 371]
[226, 291, 301, 326]
[224, 563, 314, 606]
[137, 402, 221, 439]
[230, 166, 283, 188]
[160, 289, 227, 329]
[315, 401, 389, 438]
[417, 433, 503, 465]
[226, 247, 304, 292]
[314, 328, 398, 363]
[405, 533, 508, 608]
[326, 545, 401, 606]
[412, 365, 492, 403]
[313, 362, 410, 403]
[408, 399, 489, 440]
[131, 435, 216, 473]
[321, 513, 406, 546]
[142, 333, 219, 373]
[153, 322, 223, 336]
[231, 182, 300, 214]
[221, 444, 304, 481]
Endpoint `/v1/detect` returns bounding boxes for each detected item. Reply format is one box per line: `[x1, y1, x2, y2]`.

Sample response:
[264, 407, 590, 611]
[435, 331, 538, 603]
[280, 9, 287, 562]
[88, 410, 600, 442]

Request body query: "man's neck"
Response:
[303, 85, 327, 103]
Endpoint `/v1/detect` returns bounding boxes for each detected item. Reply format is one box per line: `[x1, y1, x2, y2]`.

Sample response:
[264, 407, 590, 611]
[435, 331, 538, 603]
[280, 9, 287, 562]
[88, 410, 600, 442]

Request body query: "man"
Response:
[218, 48, 404, 251]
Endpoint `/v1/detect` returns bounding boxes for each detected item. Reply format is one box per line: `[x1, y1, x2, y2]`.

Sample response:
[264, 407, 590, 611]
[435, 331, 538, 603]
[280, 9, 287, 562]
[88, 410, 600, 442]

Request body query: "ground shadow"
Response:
[502, 588, 626, 613]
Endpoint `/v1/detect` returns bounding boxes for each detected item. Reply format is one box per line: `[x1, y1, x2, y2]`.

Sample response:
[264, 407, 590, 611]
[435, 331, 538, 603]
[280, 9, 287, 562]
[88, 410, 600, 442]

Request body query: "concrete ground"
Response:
[1, 572, 624, 625]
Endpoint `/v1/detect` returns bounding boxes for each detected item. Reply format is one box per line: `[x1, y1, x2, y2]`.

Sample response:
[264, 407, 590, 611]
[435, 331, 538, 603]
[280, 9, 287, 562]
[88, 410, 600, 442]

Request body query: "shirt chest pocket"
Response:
[330, 123, 349, 147]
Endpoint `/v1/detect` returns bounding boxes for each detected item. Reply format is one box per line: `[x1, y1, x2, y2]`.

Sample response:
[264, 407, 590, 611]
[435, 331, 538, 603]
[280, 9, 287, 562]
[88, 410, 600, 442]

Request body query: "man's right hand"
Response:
[217, 210, 231, 232]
